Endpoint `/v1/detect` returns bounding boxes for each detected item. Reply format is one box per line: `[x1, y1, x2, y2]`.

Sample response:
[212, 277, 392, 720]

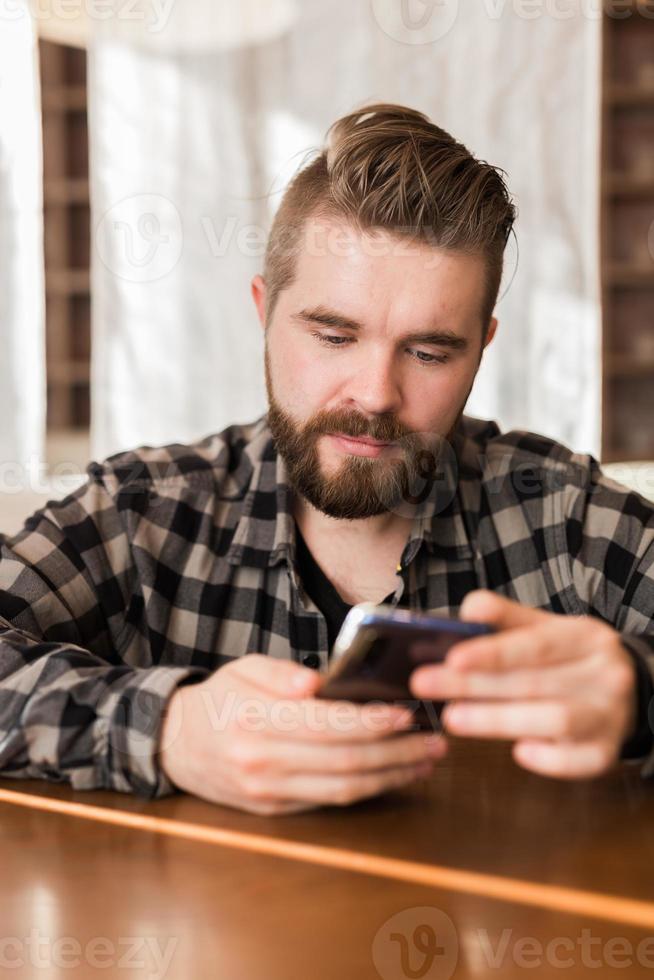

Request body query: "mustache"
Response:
[301, 409, 413, 444]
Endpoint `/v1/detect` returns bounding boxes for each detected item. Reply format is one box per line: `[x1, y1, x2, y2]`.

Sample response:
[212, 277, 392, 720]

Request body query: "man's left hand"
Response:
[409, 590, 639, 779]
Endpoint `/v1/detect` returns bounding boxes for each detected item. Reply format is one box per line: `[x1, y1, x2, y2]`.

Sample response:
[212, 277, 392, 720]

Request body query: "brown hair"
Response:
[263, 102, 516, 335]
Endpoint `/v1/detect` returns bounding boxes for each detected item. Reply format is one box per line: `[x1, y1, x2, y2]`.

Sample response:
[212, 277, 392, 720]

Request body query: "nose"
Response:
[342, 347, 403, 417]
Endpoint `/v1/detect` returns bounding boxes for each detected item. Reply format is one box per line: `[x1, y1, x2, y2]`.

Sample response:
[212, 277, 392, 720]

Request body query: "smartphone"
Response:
[316, 603, 493, 731]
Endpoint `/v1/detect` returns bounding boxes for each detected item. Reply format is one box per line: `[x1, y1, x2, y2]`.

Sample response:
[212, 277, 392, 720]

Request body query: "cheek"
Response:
[270, 340, 338, 414]
[404, 364, 473, 426]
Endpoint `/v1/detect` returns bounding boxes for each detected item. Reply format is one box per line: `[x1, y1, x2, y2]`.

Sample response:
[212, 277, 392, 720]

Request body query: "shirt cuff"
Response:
[619, 633, 654, 777]
[99, 665, 210, 799]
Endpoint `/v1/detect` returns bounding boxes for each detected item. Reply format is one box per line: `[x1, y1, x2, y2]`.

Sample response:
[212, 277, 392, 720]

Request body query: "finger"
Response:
[441, 700, 606, 741]
[254, 801, 323, 816]
[257, 696, 420, 744]
[228, 730, 448, 778]
[216, 682, 418, 743]
[247, 760, 436, 808]
[191, 781, 323, 816]
[410, 659, 588, 701]
[459, 589, 551, 631]
[439, 617, 597, 674]
[227, 659, 415, 732]
[227, 653, 323, 698]
[512, 739, 618, 779]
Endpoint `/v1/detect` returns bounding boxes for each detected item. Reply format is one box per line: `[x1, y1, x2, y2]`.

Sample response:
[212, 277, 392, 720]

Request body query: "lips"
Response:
[334, 433, 390, 446]
[328, 432, 395, 458]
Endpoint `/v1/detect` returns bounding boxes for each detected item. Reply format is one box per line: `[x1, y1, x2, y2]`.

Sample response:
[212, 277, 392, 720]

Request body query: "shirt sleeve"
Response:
[619, 635, 654, 762]
[565, 455, 654, 776]
[0, 468, 210, 799]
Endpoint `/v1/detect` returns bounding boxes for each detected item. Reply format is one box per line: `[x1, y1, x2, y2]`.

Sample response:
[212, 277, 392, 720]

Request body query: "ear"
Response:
[251, 275, 267, 331]
[483, 316, 498, 350]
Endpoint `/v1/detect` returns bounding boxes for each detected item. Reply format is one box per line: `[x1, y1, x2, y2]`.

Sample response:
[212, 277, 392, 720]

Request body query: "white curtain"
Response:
[0, 1, 46, 486]
[88, 0, 602, 462]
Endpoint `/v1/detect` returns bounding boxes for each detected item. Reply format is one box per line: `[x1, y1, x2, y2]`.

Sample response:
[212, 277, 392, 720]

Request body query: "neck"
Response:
[292, 492, 416, 605]
[293, 492, 414, 547]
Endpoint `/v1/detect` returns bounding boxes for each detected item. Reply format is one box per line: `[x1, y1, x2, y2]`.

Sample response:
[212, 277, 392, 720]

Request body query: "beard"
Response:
[264, 349, 461, 521]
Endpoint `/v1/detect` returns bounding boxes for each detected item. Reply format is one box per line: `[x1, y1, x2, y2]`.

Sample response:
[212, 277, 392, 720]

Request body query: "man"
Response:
[1, 104, 652, 816]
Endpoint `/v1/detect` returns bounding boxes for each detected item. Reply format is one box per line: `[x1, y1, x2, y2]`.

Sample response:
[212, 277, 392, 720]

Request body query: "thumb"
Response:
[459, 589, 549, 630]
[235, 653, 322, 698]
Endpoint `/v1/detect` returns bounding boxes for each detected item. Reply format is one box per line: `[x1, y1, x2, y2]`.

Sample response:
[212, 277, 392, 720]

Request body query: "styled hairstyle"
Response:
[263, 103, 517, 335]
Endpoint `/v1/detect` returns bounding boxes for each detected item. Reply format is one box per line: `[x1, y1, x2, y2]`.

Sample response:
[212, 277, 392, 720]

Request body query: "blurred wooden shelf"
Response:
[46, 269, 90, 296]
[47, 363, 91, 384]
[44, 178, 89, 204]
[604, 264, 654, 287]
[600, 11, 654, 462]
[603, 446, 654, 465]
[41, 85, 87, 112]
[40, 39, 91, 433]
[602, 173, 654, 196]
[604, 84, 654, 107]
[604, 354, 654, 376]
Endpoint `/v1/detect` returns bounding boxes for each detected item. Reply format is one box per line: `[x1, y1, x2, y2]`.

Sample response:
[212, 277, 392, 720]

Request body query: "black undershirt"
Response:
[295, 524, 403, 654]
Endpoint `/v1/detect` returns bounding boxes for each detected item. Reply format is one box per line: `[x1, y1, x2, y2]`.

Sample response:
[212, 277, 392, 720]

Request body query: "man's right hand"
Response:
[158, 654, 447, 815]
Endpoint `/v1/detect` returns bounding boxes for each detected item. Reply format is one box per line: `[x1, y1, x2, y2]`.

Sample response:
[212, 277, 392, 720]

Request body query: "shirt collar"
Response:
[225, 415, 485, 569]
[224, 417, 293, 568]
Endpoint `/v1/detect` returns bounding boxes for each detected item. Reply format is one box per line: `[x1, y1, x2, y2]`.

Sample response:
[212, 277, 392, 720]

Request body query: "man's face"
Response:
[252, 217, 497, 520]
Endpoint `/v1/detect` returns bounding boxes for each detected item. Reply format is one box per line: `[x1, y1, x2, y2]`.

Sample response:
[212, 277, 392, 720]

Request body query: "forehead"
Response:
[284, 216, 488, 329]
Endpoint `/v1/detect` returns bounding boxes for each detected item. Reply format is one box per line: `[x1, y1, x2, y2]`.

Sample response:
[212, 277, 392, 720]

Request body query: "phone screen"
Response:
[317, 607, 492, 731]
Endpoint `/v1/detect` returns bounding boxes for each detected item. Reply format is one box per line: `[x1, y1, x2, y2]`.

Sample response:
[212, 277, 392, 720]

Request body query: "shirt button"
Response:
[302, 653, 321, 669]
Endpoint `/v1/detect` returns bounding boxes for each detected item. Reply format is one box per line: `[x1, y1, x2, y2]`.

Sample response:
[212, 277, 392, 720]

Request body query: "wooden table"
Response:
[1, 738, 653, 979]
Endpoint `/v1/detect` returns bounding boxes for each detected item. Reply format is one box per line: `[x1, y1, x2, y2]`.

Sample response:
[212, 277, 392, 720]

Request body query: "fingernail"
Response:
[444, 706, 465, 728]
[410, 675, 429, 698]
[291, 670, 314, 689]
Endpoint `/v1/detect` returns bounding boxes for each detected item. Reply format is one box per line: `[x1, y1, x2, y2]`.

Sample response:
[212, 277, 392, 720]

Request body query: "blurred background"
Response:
[1, 0, 653, 533]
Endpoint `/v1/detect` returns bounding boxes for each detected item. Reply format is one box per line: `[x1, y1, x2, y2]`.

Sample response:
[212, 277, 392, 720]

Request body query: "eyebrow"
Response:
[293, 305, 469, 351]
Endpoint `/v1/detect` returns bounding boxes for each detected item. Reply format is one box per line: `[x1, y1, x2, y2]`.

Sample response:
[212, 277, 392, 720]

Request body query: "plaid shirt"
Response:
[0, 413, 653, 799]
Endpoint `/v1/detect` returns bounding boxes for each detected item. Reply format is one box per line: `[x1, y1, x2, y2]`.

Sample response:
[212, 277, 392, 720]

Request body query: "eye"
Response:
[409, 349, 450, 365]
[311, 332, 352, 348]
[310, 331, 450, 365]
